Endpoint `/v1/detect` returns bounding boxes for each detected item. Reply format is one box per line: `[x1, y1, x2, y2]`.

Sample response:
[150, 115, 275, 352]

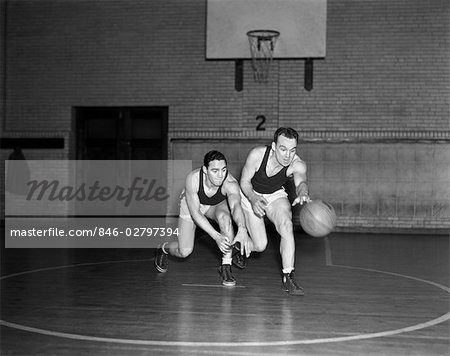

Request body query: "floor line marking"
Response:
[324, 236, 333, 266]
[182, 283, 246, 288]
[0, 258, 154, 281]
[331, 264, 450, 293]
[1, 258, 449, 347]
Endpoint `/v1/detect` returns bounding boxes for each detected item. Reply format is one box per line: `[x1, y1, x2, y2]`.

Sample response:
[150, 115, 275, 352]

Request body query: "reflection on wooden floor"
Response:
[1, 227, 449, 355]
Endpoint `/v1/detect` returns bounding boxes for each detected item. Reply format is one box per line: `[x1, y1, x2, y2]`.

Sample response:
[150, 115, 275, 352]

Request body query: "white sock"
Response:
[222, 257, 232, 265]
[282, 267, 294, 274]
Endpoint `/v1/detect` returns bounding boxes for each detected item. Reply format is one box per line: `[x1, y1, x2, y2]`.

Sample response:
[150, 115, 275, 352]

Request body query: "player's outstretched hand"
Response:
[232, 228, 251, 258]
[292, 182, 311, 206]
[292, 194, 311, 206]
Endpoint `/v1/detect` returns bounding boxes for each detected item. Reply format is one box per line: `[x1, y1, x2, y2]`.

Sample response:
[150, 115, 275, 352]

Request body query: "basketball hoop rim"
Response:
[247, 29, 280, 40]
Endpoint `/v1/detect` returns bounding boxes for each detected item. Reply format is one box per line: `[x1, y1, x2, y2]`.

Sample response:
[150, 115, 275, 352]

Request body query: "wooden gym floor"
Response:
[1, 224, 449, 355]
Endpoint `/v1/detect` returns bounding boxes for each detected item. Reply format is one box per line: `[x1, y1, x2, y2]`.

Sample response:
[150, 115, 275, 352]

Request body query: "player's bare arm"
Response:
[289, 158, 311, 206]
[185, 171, 231, 253]
[240, 146, 268, 217]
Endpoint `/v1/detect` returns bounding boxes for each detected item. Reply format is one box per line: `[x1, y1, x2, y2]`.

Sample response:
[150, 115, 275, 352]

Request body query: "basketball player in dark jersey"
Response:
[240, 127, 310, 295]
[154, 150, 249, 286]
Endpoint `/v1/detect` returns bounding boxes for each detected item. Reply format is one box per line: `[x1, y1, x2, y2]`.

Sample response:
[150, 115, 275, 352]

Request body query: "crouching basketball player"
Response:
[154, 150, 249, 286]
[240, 127, 310, 295]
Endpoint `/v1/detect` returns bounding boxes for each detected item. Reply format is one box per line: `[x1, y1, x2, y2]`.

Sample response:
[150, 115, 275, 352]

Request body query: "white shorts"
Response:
[179, 191, 212, 222]
[240, 188, 288, 212]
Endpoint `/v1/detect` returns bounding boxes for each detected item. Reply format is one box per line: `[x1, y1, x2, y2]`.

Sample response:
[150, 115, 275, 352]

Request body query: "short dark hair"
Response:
[273, 127, 299, 144]
[203, 150, 227, 168]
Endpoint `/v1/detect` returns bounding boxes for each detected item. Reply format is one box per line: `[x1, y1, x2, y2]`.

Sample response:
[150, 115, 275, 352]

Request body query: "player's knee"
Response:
[177, 247, 193, 258]
[252, 239, 267, 252]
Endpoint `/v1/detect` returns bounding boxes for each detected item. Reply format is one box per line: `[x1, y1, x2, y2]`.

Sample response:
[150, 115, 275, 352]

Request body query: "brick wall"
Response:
[1, 0, 449, 231]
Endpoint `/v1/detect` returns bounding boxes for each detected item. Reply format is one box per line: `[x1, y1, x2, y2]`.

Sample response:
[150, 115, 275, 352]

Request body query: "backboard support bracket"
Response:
[235, 60, 243, 92]
[305, 58, 313, 91]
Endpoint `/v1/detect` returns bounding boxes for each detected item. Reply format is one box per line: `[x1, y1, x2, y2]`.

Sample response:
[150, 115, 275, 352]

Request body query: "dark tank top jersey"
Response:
[198, 169, 227, 205]
[251, 146, 290, 194]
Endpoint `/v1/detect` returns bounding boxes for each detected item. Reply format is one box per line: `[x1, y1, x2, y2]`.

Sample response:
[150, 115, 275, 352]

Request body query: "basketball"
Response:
[299, 200, 337, 237]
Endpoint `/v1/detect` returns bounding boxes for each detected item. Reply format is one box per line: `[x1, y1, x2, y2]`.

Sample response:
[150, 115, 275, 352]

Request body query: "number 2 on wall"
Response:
[256, 115, 266, 131]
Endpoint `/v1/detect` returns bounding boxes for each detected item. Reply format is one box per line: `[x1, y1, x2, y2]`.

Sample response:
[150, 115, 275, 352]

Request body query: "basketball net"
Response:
[247, 30, 280, 83]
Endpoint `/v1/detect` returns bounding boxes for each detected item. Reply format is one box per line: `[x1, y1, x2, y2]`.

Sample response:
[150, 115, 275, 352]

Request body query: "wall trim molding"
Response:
[0, 131, 68, 138]
[293, 215, 450, 233]
[169, 130, 450, 143]
[0, 132, 68, 149]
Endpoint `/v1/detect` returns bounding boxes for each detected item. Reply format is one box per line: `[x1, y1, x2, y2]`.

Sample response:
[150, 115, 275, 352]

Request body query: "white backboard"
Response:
[206, 0, 327, 59]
